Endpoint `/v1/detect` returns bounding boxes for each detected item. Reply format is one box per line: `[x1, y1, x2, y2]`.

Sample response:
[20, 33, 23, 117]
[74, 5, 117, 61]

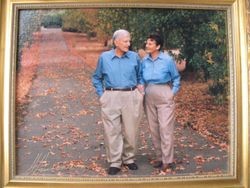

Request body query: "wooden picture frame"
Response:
[0, 0, 248, 188]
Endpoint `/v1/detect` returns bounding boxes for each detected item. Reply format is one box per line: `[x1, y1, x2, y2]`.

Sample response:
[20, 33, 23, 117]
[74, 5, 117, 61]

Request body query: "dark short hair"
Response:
[147, 34, 164, 51]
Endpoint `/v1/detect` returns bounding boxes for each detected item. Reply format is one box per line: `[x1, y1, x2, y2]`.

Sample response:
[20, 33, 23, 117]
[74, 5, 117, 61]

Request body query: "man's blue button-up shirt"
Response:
[92, 49, 142, 96]
[141, 52, 180, 94]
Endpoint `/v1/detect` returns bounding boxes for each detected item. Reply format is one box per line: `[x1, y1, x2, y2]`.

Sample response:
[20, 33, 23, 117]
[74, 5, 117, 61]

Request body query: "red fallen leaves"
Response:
[16, 30, 229, 177]
[35, 111, 55, 118]
[193, 155, 221, 165]
[52, 160, 107, 176]
[87, 162, 107, 176]
[175, 80, 229, 149]
[75, 109, 94, 116]
[62, 32, 108, 69]
[32, 136, 43, 142]
[41, 88, 57, 96]
[219, 143, 228, 150]
[193, 155, 206, 165]
[16, 34, 42, 104]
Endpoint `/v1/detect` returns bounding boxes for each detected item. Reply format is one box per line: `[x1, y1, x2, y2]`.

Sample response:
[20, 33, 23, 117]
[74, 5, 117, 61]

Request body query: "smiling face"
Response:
[145, 38, 160, 55]
[114, 35, 131, 56]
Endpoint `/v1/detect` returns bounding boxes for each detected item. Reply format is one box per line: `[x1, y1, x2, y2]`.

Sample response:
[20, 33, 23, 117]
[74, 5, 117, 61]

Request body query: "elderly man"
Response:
[92, 29, 144, 175]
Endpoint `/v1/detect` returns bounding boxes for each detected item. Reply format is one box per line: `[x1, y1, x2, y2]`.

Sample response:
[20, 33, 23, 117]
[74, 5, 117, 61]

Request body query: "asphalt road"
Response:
[15, 28, 229, 178]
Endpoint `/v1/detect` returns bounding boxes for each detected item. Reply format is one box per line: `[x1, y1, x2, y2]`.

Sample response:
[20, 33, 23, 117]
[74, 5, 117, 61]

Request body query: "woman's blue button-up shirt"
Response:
[141, 52, 180, 94]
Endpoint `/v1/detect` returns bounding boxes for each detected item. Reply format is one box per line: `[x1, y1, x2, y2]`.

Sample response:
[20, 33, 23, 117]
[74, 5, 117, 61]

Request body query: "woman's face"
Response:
[145, 38, 160, 54]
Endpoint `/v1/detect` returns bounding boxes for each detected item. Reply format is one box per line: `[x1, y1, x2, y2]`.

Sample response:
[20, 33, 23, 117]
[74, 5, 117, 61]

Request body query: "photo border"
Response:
[0, 0, 249, 188]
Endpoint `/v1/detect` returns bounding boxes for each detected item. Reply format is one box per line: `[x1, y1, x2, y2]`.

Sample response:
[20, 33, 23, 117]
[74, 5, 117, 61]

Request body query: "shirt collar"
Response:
[111, 49, 130, 59]
[146, 51, 164, 61]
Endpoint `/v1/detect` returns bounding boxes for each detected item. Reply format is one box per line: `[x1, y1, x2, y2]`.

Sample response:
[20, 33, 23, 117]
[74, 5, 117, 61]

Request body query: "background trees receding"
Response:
[18, 8, 228, 103]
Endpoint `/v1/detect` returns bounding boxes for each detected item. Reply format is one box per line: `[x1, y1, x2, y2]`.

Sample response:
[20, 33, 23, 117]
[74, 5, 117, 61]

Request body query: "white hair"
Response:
[112, 29, 130, 41]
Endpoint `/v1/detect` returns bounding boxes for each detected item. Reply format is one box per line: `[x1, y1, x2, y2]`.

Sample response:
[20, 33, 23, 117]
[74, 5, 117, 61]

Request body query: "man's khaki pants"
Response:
[145, 84, 175, 164]
[100, 89, 143, 168]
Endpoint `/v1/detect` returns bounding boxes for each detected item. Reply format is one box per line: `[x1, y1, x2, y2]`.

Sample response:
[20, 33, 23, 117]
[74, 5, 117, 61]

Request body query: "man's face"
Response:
[145, 38, 160, 54]
[114, 35, 131, 53]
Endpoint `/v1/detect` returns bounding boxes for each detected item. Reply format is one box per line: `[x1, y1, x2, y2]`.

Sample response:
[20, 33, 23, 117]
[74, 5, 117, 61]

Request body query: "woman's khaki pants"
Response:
[145, 84, 175, 164]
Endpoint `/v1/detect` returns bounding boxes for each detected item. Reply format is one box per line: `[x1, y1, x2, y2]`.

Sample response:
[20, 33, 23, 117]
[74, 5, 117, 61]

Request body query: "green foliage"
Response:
[18, 8, 228, 102]
[208, 78, 228, 104]
[41, 12, 63, 28]
[61, 9, 94, 35]
[95, 8, 228, 102]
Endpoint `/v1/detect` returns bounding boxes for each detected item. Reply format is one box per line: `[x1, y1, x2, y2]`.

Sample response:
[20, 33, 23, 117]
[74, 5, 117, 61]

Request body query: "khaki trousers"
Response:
[145, 84, 175, 164]
[100, 89, 143, 168]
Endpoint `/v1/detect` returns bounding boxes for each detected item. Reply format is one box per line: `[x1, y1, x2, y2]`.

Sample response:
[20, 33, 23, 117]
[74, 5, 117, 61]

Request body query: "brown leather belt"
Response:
[105, 86, 136, 91]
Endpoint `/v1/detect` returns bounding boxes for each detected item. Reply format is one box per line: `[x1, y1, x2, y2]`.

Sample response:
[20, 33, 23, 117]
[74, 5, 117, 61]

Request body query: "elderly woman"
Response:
[141, 34, 181, 171]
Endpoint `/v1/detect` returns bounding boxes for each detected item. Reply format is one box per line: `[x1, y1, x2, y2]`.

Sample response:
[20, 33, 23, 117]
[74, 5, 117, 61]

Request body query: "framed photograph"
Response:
[0, 0, 248, 188]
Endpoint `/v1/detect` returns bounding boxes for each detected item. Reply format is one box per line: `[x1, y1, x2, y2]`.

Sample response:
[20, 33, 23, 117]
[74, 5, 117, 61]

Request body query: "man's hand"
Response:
[137, 84, 145, 95]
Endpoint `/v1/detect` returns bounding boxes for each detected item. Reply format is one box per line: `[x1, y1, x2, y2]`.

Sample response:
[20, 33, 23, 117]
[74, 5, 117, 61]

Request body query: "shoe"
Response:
[108, 167, 120, 175]
[162, 162, 176, 171]
[152, 161, 163, 168]
[124, 163, 138, 170]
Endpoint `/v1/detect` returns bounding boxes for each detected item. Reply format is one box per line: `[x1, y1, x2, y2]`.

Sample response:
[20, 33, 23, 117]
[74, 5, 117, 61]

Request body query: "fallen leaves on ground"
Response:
[175, 81, 229, 148]
[16, 29, 229, 177]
